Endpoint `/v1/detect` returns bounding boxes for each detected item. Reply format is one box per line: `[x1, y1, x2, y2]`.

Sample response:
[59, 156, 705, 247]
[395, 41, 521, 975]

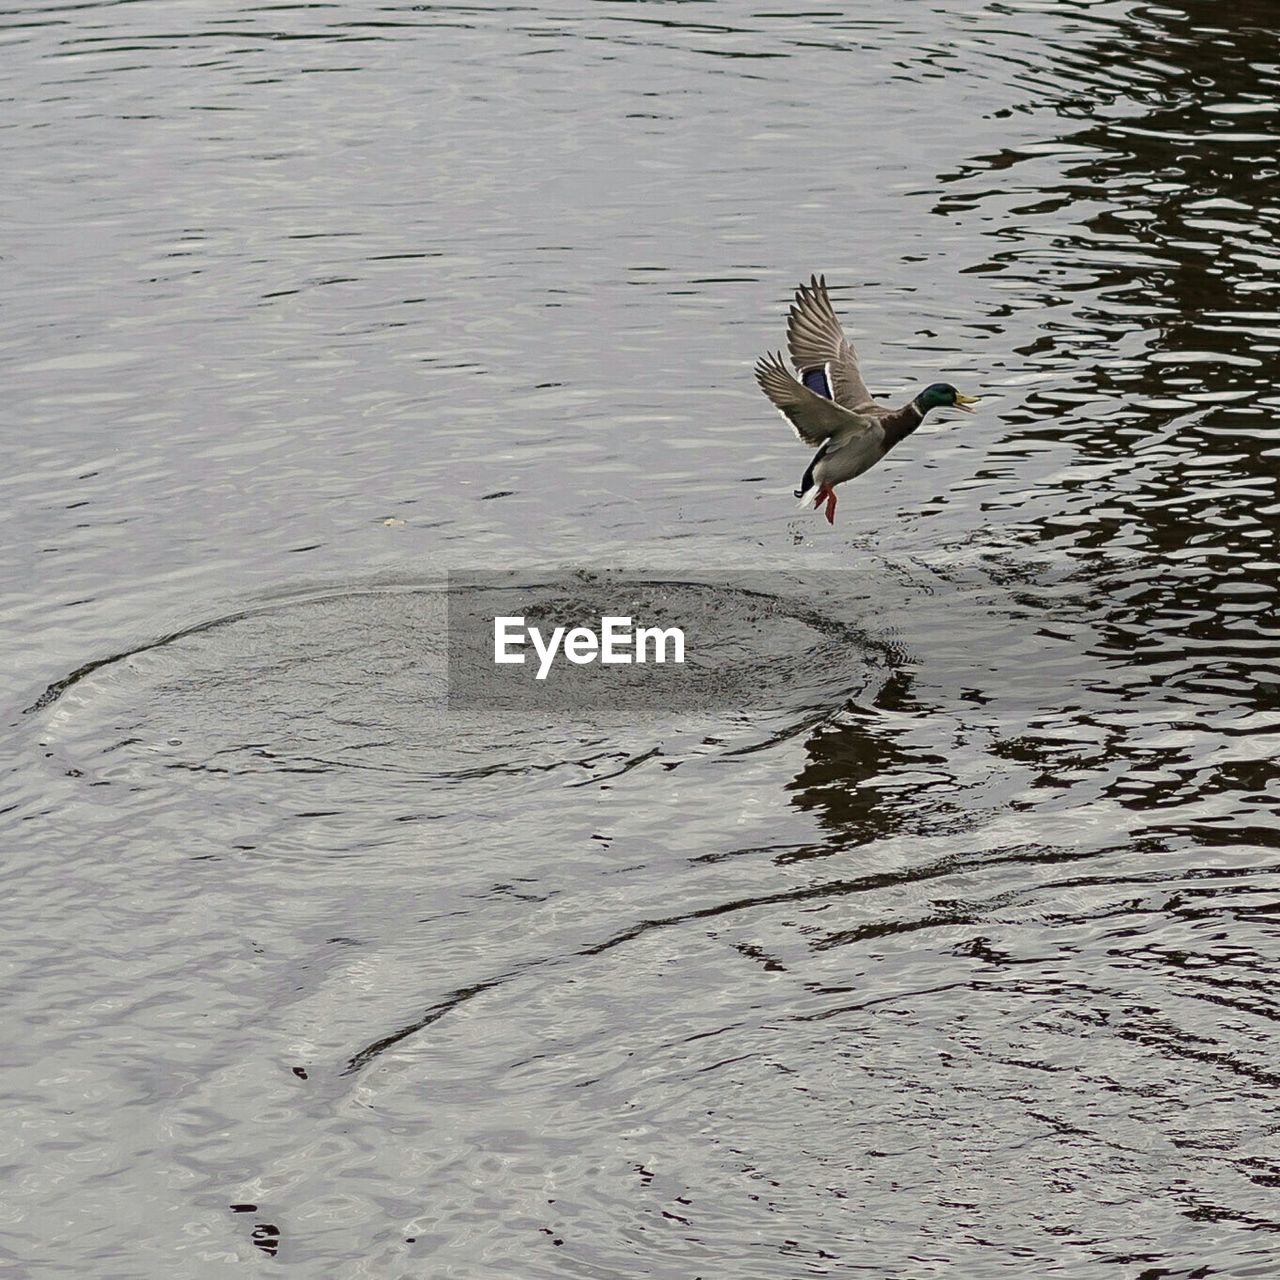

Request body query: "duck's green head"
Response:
[917, 383, 979, 415]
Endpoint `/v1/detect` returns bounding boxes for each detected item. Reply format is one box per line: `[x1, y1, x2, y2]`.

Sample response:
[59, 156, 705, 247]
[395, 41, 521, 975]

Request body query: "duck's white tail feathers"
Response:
[796, 485, 821, 510]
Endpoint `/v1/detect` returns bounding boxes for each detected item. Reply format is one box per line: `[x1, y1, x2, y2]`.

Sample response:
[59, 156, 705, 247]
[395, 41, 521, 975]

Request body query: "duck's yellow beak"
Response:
[954, 392, 980, 414]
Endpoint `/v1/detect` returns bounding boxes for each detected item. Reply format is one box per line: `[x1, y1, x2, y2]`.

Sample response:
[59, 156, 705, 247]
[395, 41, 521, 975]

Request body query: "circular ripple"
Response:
[35, 578, 879, 803]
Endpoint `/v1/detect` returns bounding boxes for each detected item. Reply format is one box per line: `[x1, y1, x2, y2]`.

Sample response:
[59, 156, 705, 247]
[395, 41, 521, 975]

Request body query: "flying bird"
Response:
[755, 275, 979, 524]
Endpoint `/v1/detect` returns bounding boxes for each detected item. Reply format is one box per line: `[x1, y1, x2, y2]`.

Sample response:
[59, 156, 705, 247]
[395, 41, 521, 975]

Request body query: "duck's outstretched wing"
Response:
[754, 350, 874, 446]
[786, 274, 876, 412]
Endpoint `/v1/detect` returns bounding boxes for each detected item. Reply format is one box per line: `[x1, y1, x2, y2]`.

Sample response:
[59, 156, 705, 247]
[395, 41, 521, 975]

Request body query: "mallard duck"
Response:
[755, 275, 978, 524]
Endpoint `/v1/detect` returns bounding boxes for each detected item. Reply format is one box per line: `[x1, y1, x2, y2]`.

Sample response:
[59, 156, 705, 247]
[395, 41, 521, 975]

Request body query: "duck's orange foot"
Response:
[809, 485, 837, 525]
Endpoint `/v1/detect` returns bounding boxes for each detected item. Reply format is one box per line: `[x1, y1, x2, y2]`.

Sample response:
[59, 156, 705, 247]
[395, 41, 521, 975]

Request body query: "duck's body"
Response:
[755, 276, 977, 524]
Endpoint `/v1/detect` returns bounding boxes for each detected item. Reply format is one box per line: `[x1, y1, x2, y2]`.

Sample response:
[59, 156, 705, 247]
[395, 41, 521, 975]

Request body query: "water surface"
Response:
[2, 1, 1279, 1276]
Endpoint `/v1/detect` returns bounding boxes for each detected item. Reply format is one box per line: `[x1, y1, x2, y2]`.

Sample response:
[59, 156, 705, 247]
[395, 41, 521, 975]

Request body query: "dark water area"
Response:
[2, 1, 1278, 1275]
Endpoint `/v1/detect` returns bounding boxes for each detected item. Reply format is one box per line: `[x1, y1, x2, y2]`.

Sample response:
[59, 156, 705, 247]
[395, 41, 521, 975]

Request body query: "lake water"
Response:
[3, 1, 1279, 1276]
